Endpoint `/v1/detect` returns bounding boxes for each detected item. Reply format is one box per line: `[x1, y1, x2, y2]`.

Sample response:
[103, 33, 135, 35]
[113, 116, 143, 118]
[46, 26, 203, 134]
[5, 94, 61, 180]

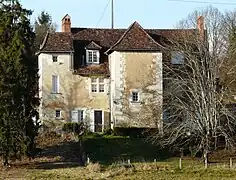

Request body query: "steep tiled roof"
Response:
[107, 22, 163, 52]
[40, 32, 73, 52]
[39, 23, 197, 53]
[72, 28, 126, 48]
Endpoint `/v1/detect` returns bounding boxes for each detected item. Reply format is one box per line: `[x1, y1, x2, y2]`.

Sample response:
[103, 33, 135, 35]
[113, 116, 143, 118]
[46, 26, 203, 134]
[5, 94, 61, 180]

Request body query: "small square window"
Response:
[131, 92, 139, 102]
[53, 55, 58, 62]
[55, 110, 61, 118]
[91, 84, 97, 92]
[99, 84, 104, 92]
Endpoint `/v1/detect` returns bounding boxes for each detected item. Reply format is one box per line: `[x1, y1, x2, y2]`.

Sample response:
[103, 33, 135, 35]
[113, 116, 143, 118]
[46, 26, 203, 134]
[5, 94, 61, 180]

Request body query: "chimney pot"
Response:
[197, 16, 204, 40]
[62, 14, 71, 32]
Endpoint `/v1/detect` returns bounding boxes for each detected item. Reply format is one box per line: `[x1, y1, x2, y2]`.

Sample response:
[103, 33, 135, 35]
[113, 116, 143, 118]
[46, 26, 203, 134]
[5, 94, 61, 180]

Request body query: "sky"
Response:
[20, 0, 236, 30]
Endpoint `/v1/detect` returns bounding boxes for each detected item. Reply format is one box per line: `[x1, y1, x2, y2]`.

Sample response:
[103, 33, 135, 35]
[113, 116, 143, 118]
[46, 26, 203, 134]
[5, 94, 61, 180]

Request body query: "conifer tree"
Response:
[0, 0, 39, 166]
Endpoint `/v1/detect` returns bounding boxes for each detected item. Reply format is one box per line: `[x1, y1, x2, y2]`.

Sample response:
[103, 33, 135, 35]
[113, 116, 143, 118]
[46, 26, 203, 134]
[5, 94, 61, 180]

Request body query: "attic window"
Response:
[52, 55, 58, 62]
[86, 50, 99, 64]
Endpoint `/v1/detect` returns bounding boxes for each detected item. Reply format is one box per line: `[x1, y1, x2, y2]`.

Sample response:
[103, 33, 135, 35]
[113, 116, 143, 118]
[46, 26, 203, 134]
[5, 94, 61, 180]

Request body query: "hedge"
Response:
[113, 127, 158, 138]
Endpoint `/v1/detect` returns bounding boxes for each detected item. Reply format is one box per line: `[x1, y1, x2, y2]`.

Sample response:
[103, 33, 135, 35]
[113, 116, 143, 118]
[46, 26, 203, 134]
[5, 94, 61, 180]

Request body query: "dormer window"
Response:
[86, 50, 99, 64]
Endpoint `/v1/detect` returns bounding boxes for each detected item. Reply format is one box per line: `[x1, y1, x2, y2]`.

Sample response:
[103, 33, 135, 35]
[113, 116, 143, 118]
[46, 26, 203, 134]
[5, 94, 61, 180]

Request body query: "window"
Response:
[55, 110, 61, 118]
[91, 77, 105, 93]
[86, 50, 99, 64]
[91, 78, 97, 92]
[52, 55, 58, 62]
[52, 75, 59, 93]
[171, 52, 184, 65]
[78, 110, 84, 122]
[131, 92, 139, 102]
[99, 78, 105, 92]
[71, 110, 84, 122]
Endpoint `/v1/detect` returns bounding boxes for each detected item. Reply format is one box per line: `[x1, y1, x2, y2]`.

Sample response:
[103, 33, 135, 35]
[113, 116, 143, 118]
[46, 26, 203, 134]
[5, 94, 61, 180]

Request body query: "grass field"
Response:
[1, 133, 236, 179]
[2, 158, 236, 179]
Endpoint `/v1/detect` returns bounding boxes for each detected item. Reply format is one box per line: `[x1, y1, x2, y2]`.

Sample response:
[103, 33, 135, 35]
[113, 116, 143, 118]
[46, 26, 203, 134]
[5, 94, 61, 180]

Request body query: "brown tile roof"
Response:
[39, 32, 73, 52]
[107, 22, 163, 52]
[74, 62, 109, 75]
[72, 28, 126, 48]
[38, 21, 198, 76]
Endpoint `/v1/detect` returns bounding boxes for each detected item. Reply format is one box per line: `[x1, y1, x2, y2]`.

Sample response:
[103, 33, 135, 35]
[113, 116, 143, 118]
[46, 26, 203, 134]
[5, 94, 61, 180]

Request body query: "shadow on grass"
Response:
[83, 136, 172, 165]
[33, 141, 82, 169]
[32, 135, 173, 169]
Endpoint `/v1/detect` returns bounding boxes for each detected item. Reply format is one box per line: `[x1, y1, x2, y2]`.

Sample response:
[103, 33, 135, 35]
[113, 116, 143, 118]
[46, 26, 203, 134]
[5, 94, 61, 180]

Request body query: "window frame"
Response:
[90, 77, 105, 93]
[55, 110, 61, 118]
[52, 55, 58, 62]
[130, 91, 139, 103]
[86, 50, 99, 64]
[78, 110, 84, 122]
[52, 75, 59, 93]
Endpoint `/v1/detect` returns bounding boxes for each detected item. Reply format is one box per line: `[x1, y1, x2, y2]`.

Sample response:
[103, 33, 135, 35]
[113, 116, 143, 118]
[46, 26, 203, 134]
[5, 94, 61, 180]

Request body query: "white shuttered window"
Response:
[52, 75, 59, 93]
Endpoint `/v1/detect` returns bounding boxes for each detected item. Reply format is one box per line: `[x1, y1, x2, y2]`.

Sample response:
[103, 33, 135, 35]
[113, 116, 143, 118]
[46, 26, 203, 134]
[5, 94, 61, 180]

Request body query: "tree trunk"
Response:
[4, 149, 9, 167]
[203, 148, 208, 169]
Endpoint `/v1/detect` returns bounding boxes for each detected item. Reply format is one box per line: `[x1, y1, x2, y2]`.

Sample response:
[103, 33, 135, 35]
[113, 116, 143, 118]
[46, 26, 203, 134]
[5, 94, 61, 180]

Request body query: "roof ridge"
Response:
[105, 22, 137, 54]
[39, 31, 49, 51]
[105, 21, 164, 54]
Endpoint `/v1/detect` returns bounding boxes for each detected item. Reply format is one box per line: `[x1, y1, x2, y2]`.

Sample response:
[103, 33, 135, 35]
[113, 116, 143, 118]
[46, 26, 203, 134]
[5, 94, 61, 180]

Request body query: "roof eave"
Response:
[37, 50, 74, 55]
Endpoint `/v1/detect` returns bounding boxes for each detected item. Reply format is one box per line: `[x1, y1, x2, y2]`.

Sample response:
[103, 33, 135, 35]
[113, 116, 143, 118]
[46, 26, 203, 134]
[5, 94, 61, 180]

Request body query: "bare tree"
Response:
[152, 6, 236, 168]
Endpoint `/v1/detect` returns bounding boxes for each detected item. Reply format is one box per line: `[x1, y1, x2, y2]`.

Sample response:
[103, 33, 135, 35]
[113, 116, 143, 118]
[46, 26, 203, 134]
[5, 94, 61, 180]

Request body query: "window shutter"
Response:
[71, 110, 78, 123]
[52, 75, 59, 93]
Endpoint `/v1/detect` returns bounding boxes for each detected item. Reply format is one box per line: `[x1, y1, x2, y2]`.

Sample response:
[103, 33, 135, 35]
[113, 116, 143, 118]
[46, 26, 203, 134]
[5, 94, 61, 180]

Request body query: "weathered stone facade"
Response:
[38, 53, 110, 132]
[38, 14, 197, 132]
[109, 52, 162, 128]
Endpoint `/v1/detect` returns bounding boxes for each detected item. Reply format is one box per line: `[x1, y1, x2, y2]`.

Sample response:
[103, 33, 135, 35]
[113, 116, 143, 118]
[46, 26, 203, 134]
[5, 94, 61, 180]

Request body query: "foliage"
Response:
[34, 11, 56, 50]
[0, 0, 39, 166]
[113, 127, 157, 138]
[83, 135, 167, 165]
[62, 122, 86, 137]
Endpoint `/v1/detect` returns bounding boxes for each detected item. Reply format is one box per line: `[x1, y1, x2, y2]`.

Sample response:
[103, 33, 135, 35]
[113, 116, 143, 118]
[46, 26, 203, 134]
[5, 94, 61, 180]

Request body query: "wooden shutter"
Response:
[71, 110, 78, 123]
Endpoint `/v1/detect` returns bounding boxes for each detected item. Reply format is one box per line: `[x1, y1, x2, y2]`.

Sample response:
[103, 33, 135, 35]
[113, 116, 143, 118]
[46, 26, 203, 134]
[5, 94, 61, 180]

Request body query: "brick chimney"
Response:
[197, 16, 204, 40]
[62, 14, 71, 32]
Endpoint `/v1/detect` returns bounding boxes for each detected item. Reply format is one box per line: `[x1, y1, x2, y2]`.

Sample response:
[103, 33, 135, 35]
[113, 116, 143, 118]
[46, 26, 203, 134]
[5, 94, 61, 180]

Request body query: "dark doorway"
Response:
[94, 110, 102, 132]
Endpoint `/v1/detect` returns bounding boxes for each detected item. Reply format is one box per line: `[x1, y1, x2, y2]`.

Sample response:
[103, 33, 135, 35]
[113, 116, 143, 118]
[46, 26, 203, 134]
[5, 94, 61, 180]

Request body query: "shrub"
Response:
[113, 127, 158, 138]
[103, 128, 113, 135]
[62, 122, 84, 134]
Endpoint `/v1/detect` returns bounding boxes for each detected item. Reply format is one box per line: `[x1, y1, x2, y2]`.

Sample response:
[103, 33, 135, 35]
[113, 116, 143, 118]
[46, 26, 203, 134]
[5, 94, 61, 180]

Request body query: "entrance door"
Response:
[94, 110, 102, 132]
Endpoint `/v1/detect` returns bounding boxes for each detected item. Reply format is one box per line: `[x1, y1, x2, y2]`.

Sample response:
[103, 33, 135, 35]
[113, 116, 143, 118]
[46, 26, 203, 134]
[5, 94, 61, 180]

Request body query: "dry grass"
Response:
[86, 162, 102, 173]
[1, 160, 236, 180]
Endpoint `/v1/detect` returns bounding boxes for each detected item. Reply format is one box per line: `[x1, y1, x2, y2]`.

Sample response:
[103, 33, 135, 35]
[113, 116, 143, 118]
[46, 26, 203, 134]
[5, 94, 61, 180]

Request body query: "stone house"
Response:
[37, 14, 204, 132]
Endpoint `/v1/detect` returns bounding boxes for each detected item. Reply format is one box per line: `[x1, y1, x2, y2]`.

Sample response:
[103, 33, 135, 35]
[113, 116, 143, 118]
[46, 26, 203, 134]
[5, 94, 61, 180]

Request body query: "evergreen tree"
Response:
[34, 11, 56, 50]
[0, 0, 39, 166]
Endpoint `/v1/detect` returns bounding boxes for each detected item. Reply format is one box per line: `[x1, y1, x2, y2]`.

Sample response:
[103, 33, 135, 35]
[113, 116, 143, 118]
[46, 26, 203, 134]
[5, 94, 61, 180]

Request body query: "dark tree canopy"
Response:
[0, 0, 39, 166]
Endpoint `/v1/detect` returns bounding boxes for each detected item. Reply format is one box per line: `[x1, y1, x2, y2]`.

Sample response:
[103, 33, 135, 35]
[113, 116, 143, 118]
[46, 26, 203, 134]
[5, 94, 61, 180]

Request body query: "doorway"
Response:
[94, 110, 103, 132]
